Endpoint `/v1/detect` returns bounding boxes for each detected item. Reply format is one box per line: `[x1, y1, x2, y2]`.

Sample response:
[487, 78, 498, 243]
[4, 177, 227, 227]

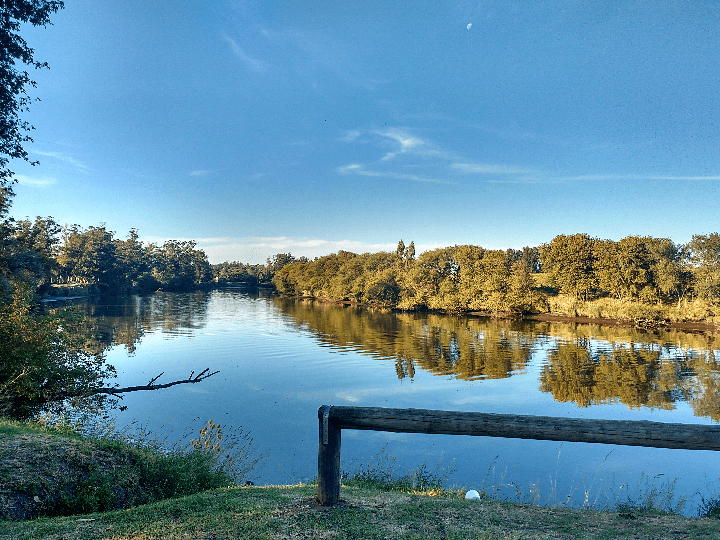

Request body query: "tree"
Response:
[395, 240, 406, 260]
[1, 1, 64, 281]
[518, 246, 540, 273]
[406, 241, 415, 261]
[266, 253, 295, 275]
[403, 247, 456, 310]
[475, 249, 511, 312]
[0, 0, 64, 210]
[272, 258, 308, 295]
[149, 240, 212, 290]
[0, 282, 113, 419]
[644, 237, 691, 304]
[56, 225, 120, 289]
[687, 233, 720, 304]
[540, 234, 597, 300]
[363, 267, 400, 309]
[327, 255, 367, 301]
[114, 228, 152, 290]
[1, 215, 60, 286]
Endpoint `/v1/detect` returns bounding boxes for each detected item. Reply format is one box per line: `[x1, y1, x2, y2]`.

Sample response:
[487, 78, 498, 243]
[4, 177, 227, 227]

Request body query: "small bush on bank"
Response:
[0, 416, 260, 521]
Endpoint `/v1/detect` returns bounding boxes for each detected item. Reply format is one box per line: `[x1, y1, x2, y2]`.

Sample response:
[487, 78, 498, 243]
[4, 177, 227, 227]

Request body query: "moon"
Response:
[467, 23, 472, 30]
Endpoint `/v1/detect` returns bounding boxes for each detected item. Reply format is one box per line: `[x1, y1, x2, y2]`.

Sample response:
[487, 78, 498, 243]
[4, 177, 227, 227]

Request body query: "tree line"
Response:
[211, 253, 300, 287]
[541, 233, 720, 305]
[272, 234, 720, 314]
[8, 214, 302, 294]
[6, 218, 214, 293]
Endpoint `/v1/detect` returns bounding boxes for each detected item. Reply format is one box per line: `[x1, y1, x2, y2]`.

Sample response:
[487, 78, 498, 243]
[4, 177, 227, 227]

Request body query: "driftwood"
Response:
[96, 369, 219, 395]
[317, 405, 720, 506]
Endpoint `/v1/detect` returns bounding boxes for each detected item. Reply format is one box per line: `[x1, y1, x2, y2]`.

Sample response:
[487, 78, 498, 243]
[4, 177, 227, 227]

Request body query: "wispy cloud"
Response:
[197, 236, 445, 264]
[341, 130, 362, 143]
[340, 127, 720, 189]
[14, 174, 58, 187]
[376, 128, 454, 161]
[223, 34, 272, 73]
[337, 163, 453, 185]
[32, 150, 90, 172]
[562, 174, 720, 182]
[190, 170, 212, 177]
[378, 128, 426, 160]
[451, 162, 534, 175]
[340, 127, 526, 185]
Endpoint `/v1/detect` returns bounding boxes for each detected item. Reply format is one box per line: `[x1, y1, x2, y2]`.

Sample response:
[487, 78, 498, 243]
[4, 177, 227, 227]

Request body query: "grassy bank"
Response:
[0, 416, 259, 521]
[4, 418, 720, 538]
[544, 295, 719, 326]
[4, 482, 720, 540]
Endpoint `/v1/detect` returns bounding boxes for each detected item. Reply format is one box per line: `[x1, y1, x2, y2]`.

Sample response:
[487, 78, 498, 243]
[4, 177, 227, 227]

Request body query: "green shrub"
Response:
[0, 416, 261, 520]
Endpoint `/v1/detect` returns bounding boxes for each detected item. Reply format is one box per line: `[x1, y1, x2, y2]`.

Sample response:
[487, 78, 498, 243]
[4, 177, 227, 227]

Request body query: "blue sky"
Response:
[10, 0, 720, 264]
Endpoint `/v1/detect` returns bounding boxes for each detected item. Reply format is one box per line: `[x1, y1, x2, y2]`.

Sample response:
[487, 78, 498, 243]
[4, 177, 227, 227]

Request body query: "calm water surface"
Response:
[66, 289, 720, 514]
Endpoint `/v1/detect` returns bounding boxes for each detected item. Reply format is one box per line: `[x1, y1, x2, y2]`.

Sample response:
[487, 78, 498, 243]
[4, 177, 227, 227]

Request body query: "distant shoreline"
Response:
[38, 281, 253, 301]
[40, 284, 719, 331]
[282, 292, 720, 332]
[525, 311, 719, 332]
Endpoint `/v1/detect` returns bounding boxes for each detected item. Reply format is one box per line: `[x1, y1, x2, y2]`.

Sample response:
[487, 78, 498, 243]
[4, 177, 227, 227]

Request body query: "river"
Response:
[59, 288, 720, 515]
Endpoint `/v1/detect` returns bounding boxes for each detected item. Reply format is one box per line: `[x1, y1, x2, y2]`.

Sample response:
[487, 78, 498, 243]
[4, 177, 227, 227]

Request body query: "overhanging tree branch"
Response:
[95, 368, 219, 395]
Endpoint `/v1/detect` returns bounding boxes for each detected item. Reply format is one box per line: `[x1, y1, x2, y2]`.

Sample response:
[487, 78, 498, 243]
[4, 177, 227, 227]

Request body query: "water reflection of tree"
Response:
[683, 346, 720, 421]
[274, 298, 537, 381]
[537, 338, 720, 421]
[539, 340, 678, 409]
[46, 291, 211, 355]
[276, 297, 720, 421]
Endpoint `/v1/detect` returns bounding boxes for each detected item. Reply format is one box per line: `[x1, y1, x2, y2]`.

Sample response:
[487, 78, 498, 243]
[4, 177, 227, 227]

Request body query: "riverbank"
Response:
[291, 291, 720, 332]
[0, 417, 255, 522]
[4, 418, 720, 538]
[39, 282, 273, 302]
[4, 482, 720, 539]
[41, 283, 720, 331]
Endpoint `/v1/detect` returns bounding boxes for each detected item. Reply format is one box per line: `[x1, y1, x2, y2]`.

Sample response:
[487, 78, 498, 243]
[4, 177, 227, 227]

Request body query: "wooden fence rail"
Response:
[317, 405, 720, 506]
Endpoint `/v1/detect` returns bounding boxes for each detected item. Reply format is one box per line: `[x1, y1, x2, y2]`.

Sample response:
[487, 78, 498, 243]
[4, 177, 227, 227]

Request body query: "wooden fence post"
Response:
[316, 405, 720, 506]
[317, 405, 341, 506]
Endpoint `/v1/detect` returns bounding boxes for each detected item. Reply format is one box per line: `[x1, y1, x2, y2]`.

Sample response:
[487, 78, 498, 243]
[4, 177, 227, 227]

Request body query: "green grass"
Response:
[341, 445, 456, 496]
[3, 483, 720, 540]
[5, 417, 720, 538]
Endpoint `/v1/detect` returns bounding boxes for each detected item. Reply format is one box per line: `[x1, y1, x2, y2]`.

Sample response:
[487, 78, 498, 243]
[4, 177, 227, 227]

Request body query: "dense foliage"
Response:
[273, 235, 719, 315]
[540, 233, 717, 305]
[272, 243, 545, 314]
[2, 219, 213, 293]
[0, 282, 113, 419]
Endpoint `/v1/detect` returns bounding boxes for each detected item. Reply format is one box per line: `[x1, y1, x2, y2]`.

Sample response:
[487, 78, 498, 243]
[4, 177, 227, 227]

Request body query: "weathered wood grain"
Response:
[317, 405, 720, 505]
[328, 406, 720, 450]
[317, 410, 341, 506]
